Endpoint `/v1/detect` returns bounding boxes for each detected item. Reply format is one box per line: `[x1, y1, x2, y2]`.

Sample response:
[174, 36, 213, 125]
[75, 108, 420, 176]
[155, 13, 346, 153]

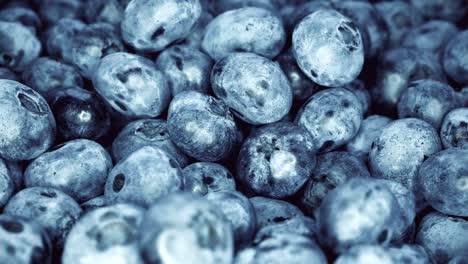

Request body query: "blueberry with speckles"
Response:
[440, 108, 468, 149]
[276, 49, 316, 102]
[39, 0, 82, 25]
[409, 0, 467, 22]
[211, 52, 292, 125]
[293, 9, 364, 87]
[66, 23, 123, 79]
[347, 115, 392, 160]
[155, 45, 213, 97]
[333, 1, 388, 58]
[369, 118, 441, 197]
[105, 146, 184, 207]
[295, 88, 363, 153]
[206, 190, 256, 246]
[183, 162, 235, 195]
[50, 86, 112, 141]
[237, 122, 315, 198]
[93, 52, 170, 118]
[167, 91, 242, 161]
[0, 215, 51, 264]
[24, 139, 112, 203]
[121, 0, 202, 52]
[301, 151, 370, 214]
[254, 216, 316, 242]
[80, 195, 107, 213]
[208, 0, 276, 15]
[375, 1, 423, 48]
[0, 6, 42, 33]
[397, 79, 460, 129]
[235, 233, 327, 264]
[416, 212, 468, 264]
[443, 30, 468, 84]
[418, 148, 468, 216]
[139, 192, 234, 264]
[112, 118, 189, 166]
[402, 20, 459, 55]
[0, 80, 56, 161]
[342, 79, 371, 113]
[0, 67, 19, 81]
[372, 47, 446, 114]
[184, 11, 213, 48]
[63, 204, 145, 264]
[22, 57, 83, 101]
[45, 18, 85, 59]
[202, 7, 285, 60]
[250, 196, 303, 231]
[317, 177, 403, 253]
[4, 187, 82, 247]
[0, 21, 41, 72]
[83, 0, 124, 25]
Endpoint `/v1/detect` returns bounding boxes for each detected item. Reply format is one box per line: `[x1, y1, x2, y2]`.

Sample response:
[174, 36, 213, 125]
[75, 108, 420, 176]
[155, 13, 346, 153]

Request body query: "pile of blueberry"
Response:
[0, 0, 467, 263]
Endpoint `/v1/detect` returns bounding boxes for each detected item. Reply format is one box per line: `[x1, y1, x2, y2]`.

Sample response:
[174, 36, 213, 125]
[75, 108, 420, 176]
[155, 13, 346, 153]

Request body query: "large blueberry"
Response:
[211, 52, 292, 125]
[45, 18, 85, 59]
[0, 80, 56, 161]
[24, 139, 112, 203]
[402, 20, 458, 55]
[443, 30, 468, 84]
[104, 146, 184, 207]
[93, 52, 170, 118]
[440, 108, 468, 149]
[0, 6, 42, 33]
[183, 162, 235, 195]
[167, 91, 242, 161]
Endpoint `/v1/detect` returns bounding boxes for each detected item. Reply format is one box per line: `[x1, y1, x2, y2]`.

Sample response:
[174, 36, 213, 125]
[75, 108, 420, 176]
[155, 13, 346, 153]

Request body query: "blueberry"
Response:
[167, 91, 242, 161]
[293, 9, 364, 87]
[205, 190, 256, 246]
[346, 115, 392, 160]
[0, 67, 19, 81]
[388, 244, 430, 264]
[235, 233, 327, 264]
[317, 177, 402, 253]
[440, 108, 468, 149]
[0, 215, 51, 264]
[372, 48, 446, 113]
[418, 148, 468, 216]
[49, 86, 112, 141]
[443, 30, 468, 84]
[66, 23, 123, 79]
[0, 21, 41, 72]
[402, 20, 459, 55]
[83, 0, 124, 25]
[112, 118, 189, 166]
[237, 122, 316, 198]
[121, 0, 202, 52]
[416, 212, 468, 263]
[93, 52, 170, 118]
[211, 52, 292, 125]
[0, 80, 56, 161]
[139, 192, 233, 264]
[335, 244, 430, 264]
[183, 162, 235, 195]
[80, 195, 107, 213]
[369, 118, 441, 196]
[409, 0, 467, 22]
[375, 1, 423, 48]
[300, 151, 370, 214]
[155, 44, 213, 97]
[45, 18, 85, 59]
[0, 6, 42, 33]
[21, 57, 83, 101]
[104, 146, 184, 207]
[295, 88, 364, 153]
[397, 79, 460, 129]
[254, 216, 316, 242]
[250, 196, 303, 231]
[62, 204, 145, 264]
[202, 7, 285, 60]
[276, 49, 316, 102]
[39, 0, 82, 25]
[4, 187, 82, 247]
[333, 0, 389, 58]
[24, 139, 112, 203]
